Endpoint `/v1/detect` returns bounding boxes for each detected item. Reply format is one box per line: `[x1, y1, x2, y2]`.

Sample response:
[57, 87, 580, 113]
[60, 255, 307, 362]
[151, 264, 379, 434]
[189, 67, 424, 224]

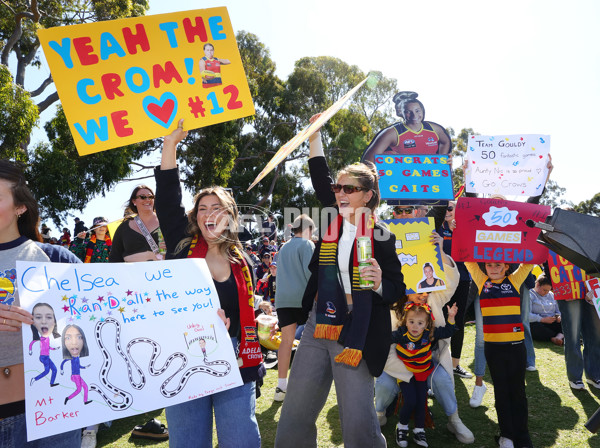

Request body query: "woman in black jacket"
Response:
[275, 117, 406, 448]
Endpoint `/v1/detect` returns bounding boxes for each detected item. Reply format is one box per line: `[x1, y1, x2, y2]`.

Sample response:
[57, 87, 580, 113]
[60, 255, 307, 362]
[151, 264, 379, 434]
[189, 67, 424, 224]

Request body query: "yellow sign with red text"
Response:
[38, 7, 255, 155]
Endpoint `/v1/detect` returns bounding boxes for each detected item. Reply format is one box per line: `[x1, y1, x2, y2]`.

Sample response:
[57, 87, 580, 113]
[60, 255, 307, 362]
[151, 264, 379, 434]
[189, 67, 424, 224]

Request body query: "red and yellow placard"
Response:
[38, 8, 255, 155]
[451, 197, 550, 264]
[547, 250, 593, 300]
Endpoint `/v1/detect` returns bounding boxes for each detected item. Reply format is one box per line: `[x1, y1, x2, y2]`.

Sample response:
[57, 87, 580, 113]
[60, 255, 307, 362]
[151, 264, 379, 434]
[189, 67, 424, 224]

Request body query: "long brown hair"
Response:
[175, 186, 241, 263]
[0, 160, 42, 242]
[337, 161, 381, 212]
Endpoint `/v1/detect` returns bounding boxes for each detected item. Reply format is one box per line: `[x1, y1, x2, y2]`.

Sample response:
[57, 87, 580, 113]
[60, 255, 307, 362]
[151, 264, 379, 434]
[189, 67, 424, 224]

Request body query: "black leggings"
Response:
[485, 342, 532, 447]
[399, 377, 428, 428]
[530, 321, 563, 341]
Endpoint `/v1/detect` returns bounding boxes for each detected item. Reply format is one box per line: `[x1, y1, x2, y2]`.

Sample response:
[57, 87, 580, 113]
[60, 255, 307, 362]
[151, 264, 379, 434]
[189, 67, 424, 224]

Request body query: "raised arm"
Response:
[527, 154, 554, 204]
[308, 115, 337, 207]
[161, 119, 187, 170]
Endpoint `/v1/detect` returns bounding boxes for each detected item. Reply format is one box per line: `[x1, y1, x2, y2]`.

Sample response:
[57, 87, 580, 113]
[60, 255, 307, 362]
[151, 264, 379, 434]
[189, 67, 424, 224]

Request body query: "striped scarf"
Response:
[314, 213, 375, 367]
[187, 235, 263, 377]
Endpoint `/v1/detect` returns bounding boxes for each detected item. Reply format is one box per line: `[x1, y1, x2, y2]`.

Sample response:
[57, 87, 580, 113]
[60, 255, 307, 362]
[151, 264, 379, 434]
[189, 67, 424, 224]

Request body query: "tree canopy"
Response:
[2, 5, 587, 228]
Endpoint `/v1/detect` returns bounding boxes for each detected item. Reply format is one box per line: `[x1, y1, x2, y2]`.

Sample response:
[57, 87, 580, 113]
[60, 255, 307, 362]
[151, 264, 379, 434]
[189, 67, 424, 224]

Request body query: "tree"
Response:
[538, 179, 569, 210]
[27, 106, 151, 225]
[0, 1, 150, 225]
[0, 64, 38, 158]
[171, 43, 400, 215]
[449, 127, 477, 195]
[572, 192, 600, 216]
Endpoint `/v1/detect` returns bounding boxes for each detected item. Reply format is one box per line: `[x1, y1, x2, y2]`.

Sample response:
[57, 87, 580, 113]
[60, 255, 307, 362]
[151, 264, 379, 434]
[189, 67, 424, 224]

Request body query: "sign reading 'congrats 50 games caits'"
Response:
[38, 8, 255, 155]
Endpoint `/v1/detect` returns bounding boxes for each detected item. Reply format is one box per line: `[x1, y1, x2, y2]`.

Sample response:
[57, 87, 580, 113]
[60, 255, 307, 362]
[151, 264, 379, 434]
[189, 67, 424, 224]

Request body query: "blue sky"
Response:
[30, 0, 600, 233]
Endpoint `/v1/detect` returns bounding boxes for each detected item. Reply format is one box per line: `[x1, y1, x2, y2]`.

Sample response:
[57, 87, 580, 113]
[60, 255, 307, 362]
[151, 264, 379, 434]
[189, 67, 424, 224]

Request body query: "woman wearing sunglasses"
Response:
[275, 115, 406, 448]
[110, 185, 166, 262]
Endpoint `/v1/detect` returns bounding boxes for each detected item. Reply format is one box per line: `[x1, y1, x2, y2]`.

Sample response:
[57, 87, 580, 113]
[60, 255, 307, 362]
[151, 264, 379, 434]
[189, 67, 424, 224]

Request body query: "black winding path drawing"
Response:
[90, 317, 231, 410]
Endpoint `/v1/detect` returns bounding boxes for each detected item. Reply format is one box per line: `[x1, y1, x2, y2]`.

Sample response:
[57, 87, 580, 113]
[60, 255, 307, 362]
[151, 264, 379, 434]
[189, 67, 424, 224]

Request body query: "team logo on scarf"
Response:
[244, 326, 258, 343]
[325, 301, 336, 317]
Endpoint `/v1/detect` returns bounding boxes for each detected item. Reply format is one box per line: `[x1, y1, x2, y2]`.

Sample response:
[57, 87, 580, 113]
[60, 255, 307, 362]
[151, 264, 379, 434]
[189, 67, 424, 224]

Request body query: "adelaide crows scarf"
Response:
[187, 235, 262, 380]
[313, 213, 375, 367]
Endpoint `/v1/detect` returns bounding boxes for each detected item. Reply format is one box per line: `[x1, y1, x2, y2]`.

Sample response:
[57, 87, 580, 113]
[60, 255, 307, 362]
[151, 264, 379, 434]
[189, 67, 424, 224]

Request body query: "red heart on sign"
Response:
[521, 191, 525, 194]
[472, 161, 475, 164]
[539, 155, 543, 159]
[147, 99, 175, 124]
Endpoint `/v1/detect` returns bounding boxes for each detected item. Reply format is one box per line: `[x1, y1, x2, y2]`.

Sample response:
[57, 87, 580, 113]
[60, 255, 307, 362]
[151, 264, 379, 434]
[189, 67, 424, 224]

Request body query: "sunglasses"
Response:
[447, 206, 454, 212]
[330, 184, 367, 194]
[394, 207, 414, 214]
[136, 195, 155, 200]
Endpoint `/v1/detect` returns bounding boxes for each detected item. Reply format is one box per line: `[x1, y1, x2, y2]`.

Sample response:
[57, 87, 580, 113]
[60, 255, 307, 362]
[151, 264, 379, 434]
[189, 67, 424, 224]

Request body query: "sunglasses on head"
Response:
[330, 184, 367, 194]
[136, 194, 155, 200]
[394, 207, 414, 214]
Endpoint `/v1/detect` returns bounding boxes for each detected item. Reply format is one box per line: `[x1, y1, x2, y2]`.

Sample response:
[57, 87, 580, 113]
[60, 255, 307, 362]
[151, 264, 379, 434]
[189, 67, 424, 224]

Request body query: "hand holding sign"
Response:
[247, 75, 373, 191]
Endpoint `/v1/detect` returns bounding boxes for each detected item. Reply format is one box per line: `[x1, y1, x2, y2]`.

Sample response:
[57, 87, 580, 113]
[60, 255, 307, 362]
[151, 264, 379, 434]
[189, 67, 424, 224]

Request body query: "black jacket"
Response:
[301, 156, 406, 377]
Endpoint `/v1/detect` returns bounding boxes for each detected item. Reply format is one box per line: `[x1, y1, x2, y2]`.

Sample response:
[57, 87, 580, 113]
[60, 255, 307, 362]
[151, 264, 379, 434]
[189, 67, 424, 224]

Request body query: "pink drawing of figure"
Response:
[60, 325, 92, 405]
[29, 303, 60, 387]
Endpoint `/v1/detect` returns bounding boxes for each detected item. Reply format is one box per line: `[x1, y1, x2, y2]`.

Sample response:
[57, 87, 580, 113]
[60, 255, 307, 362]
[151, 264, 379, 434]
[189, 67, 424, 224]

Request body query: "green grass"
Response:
[96, 323, 600, 447]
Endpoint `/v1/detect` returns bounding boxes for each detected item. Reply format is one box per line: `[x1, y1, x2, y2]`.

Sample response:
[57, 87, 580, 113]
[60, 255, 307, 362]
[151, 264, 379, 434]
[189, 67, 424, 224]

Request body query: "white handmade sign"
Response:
[465, 134, 550, 196]
[18, 259, 242, 441]
[586, 277, 600, 320]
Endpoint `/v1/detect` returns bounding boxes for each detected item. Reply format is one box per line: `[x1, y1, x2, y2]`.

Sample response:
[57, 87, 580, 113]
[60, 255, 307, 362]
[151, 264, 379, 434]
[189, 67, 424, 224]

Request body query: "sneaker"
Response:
[586, 379, 600, 389]
[413, 430, 428, 447]
[453, 365, 473, 378]
[497, 436, 514, 448]
[570, 380, 585, 390]
[395, 425, 409, 447]
[447, 414, 475, 444]
[526, 365, 537, 372]
[264, 351, 278, 369]
[273, 387, 286, 402]
[376, 411, 387, 427]
[469, 383, 487, 408]
[81, 429, 97, 448]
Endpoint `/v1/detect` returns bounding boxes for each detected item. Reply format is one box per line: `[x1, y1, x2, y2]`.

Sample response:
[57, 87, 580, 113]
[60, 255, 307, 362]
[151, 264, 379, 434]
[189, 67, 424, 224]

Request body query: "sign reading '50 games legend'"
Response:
[38, 8, 255, 155]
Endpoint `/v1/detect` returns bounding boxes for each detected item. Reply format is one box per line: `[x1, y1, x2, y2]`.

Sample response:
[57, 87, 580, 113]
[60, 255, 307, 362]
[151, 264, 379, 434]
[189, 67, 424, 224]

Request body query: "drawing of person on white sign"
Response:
[61, 325, 92, 406]
[29, 303, 61, 388]
[362, 91, 452, 163]
[18, 259, 243, 442]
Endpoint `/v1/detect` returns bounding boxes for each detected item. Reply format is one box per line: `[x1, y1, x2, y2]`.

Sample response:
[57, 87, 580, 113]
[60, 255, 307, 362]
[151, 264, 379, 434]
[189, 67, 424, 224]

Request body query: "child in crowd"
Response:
[464, 261, 534, 448]
[392, 301, 458, 447]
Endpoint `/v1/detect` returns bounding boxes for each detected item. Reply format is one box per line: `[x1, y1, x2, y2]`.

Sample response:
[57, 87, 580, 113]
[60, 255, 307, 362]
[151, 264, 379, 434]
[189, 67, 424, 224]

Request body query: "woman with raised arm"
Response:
[274, 115, 406, 448]
[154, 120, 263, 448]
